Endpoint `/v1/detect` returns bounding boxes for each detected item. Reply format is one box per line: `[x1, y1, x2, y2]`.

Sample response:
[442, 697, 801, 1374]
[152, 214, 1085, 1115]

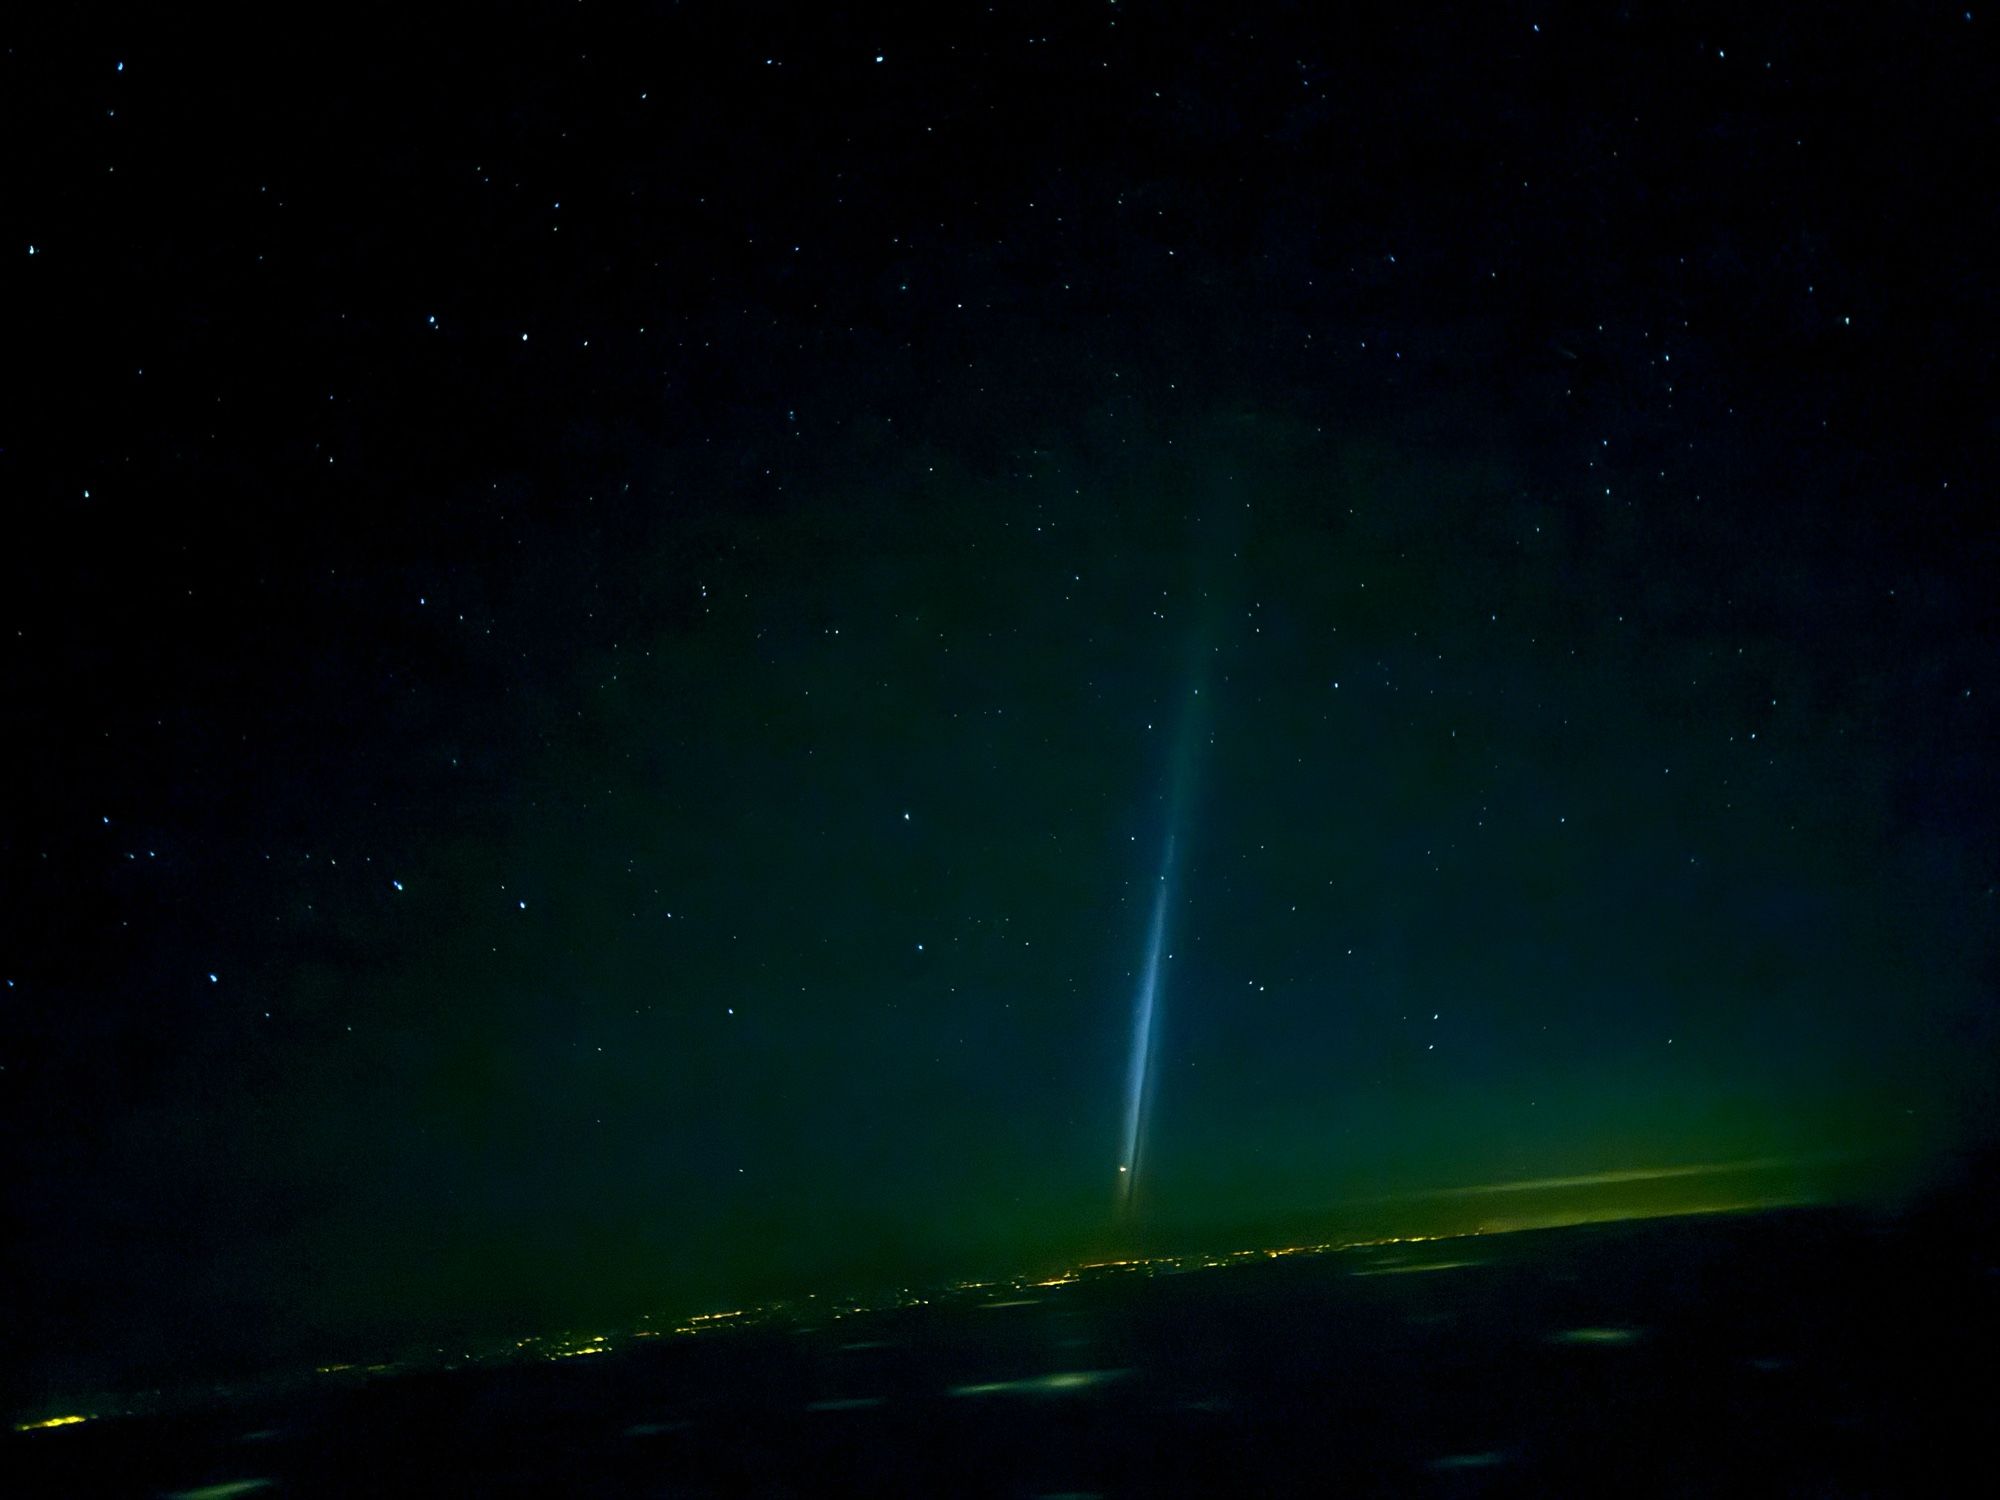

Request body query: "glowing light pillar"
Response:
[1114, 628, 1214, 1216]
[1116, 832, 1176, 1211]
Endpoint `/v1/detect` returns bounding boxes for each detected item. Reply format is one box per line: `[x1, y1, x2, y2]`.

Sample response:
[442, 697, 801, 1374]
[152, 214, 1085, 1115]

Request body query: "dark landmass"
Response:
[12, 1199, 1995, 1498]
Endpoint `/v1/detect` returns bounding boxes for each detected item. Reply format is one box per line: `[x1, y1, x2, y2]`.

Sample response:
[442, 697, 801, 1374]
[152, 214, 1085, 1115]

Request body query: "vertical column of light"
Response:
[1116, 833, 1178, 1208]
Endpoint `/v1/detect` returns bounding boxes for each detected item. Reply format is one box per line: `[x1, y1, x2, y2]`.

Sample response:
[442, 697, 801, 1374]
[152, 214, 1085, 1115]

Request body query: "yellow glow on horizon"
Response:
[16, 1414, 90, 1431]
[1054, 1197, 1804, 1290]
[1369, 1154, 1832, 1202]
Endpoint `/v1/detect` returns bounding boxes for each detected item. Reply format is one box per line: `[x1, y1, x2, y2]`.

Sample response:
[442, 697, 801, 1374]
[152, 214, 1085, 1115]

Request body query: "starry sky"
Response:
[7, 2, 1997, 1404]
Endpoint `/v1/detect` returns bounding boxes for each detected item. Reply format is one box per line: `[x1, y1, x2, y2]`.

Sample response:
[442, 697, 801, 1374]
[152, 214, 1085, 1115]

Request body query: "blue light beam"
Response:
[1115, 832, 1177, 1209]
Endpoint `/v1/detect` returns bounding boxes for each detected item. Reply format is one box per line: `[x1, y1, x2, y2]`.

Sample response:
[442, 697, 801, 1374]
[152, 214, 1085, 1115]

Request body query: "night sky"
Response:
[7, 3, 1997, 1407]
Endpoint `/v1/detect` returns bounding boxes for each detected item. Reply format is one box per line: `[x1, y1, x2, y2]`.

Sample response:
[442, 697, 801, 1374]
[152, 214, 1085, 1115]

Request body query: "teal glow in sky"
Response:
[8, 1, 1996, 1410]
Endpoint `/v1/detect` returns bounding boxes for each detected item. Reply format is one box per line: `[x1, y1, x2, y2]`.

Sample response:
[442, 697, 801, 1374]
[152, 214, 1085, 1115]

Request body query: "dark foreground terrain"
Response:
[11, 1206, 1994, 1498]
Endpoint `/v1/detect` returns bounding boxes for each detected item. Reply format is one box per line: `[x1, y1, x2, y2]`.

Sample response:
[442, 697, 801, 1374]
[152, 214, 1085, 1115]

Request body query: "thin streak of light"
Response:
[1365, 1154, 1846, 1202]
[1116, 835, 1175, 1208]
